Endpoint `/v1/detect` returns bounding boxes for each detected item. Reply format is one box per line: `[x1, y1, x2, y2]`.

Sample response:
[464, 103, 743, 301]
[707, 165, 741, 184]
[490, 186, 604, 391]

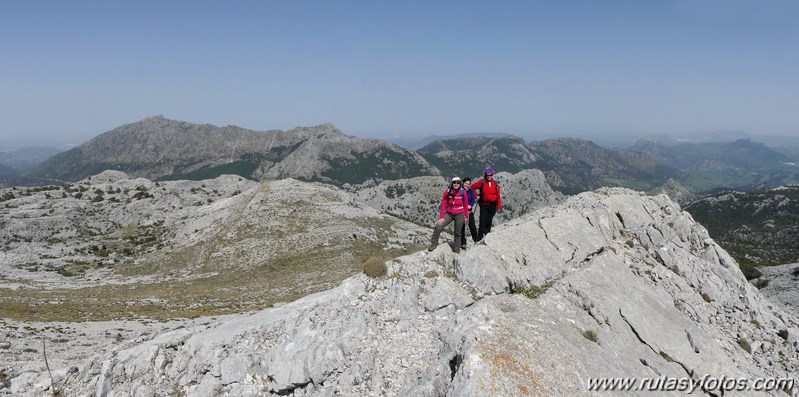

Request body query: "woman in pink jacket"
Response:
[428, 177, 469, 253]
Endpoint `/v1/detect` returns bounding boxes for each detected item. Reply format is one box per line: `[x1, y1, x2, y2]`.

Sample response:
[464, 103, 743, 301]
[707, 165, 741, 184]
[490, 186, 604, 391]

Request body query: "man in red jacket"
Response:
[471, 167, 502, 241]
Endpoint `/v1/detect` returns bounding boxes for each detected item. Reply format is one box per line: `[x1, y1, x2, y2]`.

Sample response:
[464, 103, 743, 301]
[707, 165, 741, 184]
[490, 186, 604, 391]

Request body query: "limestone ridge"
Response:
[649, 178, 698, 205]
[348, 169, 565, 226]
[43, 189, 799, 396]
[26, 116, 439, 185]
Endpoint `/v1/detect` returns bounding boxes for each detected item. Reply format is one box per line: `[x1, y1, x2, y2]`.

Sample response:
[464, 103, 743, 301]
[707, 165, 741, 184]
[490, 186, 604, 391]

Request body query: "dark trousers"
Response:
[461, 212, 478, 244]
[431, 212, 465, 252]
[477, 201, 498, 240]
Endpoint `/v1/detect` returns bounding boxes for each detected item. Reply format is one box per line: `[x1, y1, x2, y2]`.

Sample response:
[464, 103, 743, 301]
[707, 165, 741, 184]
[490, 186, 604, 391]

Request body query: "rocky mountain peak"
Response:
[25, 118, 437, 185]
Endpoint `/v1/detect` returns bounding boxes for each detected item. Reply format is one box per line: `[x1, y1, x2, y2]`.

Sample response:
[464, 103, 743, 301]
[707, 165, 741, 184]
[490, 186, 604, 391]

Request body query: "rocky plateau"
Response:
[3, 186, 798, 396]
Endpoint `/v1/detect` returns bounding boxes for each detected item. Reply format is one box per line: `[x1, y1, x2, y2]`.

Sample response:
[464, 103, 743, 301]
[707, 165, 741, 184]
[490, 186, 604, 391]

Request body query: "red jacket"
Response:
[472, 178, 502, 212]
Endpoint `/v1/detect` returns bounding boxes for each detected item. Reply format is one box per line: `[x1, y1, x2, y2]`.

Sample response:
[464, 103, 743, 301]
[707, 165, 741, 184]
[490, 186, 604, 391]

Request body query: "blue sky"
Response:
[1, 0, 797, 147]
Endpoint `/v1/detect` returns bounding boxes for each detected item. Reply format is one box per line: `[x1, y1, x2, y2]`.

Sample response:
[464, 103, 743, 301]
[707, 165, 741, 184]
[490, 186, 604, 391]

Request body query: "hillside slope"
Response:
[684, 186, 799, 271]
[531, 137, 681, 193]
[417, 135, 539, 178]
[629, 139, 798, 191]
[0, 172, 430, 323]
[13, 189, 797, 396]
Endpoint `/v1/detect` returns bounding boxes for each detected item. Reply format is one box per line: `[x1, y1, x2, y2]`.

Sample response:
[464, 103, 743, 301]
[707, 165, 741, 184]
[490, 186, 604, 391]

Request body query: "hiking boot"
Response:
[461, 244, 467, 249]
[427, 244, 437, 252]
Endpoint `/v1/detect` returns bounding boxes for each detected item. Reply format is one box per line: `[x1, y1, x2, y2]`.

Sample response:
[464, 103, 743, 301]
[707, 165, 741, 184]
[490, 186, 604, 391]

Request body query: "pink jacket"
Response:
[439, 188, 469, 219]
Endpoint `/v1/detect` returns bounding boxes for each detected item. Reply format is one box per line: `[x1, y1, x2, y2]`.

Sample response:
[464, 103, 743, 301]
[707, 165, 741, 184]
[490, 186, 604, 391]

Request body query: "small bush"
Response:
[0, 370, 9, 389]
[753, 279, 769, 289]
[737, 338, 752, 354]
[791, 267, 799, 278]
[424, 271, 438, 278]
[512, 283, 551, 299]
[701, 292, 712, 303]
[740, 263, 762, 280]
[362, 258, 388, 279]
[582, 329, 599, 344]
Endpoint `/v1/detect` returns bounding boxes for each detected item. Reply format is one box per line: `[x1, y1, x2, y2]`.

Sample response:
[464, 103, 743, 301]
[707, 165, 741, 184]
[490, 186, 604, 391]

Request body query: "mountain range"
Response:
[629, 139, 798, 192]
[6, 116, 798, 196]
[416, 136, 681, 195]
[25, 116, 438, 186]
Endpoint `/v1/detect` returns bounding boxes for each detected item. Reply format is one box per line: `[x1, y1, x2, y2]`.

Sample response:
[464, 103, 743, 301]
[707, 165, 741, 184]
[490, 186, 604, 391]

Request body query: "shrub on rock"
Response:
[362, 258, 388, 279]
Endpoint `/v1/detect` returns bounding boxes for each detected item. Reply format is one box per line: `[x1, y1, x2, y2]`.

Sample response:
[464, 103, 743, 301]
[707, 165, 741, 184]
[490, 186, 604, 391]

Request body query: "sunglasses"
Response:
[453, 181, 461, 184]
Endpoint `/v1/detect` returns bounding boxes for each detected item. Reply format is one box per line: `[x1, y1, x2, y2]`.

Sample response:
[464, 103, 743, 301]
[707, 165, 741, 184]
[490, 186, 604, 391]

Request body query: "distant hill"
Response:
[529, 138, 681, 194]
[389, 132, 511, 150]
[0, 163, 15, 175]
[417, 135, 539, 179]
[628, 138, 798, 192]
[417, 135, 681, 195]
[684, 186, 799, 276]
[25, 116, 439, 186]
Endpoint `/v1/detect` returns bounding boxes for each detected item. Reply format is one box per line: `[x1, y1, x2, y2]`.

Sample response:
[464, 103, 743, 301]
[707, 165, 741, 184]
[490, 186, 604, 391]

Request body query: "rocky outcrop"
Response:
[14, 188, 797, 396]
[348, 169, 565, 227]
[649, 178, 698, 206]
[759, 263, 799, 313]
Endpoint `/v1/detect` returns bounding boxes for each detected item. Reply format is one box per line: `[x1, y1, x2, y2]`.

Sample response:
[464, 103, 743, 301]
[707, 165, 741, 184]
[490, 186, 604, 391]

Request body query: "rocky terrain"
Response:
[347, 169, 565, 226]
[23, 116, 439, 186]
[684, 185, 799, 272]
[759, 262, 799, 312]
[5, 188, 798, 396]
[0, 171, 433, 323]
[649, 178, 698, 206]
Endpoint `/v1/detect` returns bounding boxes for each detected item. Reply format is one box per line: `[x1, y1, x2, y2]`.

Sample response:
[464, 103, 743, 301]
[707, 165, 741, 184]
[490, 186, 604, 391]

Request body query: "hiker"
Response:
[428, 177, 469, 253]
[460, 177, 478, 248]
[472, 167, 502, 241]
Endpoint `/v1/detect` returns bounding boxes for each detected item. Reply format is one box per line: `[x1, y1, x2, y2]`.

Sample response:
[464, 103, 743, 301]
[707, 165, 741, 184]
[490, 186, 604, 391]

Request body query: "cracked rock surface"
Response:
[8, 188, 799, 396]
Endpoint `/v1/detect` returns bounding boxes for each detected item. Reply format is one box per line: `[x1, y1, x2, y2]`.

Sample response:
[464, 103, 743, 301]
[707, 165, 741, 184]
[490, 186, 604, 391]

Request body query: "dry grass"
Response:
[362, 258, 388, 278]
[0, 241, 421, 322]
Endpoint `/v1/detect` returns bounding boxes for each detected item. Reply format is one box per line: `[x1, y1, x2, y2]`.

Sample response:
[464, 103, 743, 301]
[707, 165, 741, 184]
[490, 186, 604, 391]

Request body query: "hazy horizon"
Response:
[2, 1, 798, 149]
[1, 114, 795, 152]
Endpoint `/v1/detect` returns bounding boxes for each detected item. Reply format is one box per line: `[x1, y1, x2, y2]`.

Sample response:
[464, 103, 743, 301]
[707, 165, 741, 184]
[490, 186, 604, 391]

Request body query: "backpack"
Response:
[446, 187, 467, 210]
